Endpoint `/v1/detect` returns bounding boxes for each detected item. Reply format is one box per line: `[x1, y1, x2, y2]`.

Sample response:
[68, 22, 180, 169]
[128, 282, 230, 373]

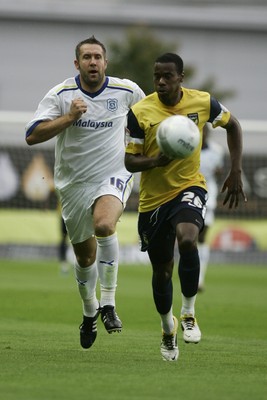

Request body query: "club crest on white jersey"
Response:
[107, 98, 118, 112]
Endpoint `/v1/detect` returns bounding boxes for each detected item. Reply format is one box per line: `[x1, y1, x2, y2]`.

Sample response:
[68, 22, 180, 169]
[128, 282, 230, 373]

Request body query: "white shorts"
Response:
[57, 172, 133, 244]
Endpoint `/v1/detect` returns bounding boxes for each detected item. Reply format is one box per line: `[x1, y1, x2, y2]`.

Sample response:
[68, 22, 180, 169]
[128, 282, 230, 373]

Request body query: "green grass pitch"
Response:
[0, 260, 266, 400]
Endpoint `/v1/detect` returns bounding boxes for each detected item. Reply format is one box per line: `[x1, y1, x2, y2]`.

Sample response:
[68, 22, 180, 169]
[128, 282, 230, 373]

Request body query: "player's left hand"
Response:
[221, 171, 247, 209]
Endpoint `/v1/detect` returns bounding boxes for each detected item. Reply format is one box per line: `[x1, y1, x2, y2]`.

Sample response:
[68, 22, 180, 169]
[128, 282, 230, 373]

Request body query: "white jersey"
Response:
[25, 75, 145, 190]
[200, 140, 224, 211]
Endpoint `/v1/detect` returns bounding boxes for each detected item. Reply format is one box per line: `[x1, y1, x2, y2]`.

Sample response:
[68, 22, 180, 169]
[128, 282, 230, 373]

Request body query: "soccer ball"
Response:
[156, 115, 200, 159]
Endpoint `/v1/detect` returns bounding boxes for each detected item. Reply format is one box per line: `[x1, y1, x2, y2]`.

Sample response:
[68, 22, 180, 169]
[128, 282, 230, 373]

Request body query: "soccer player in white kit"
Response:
[198, 125, 225, 291]
[25, 36, 145, 349]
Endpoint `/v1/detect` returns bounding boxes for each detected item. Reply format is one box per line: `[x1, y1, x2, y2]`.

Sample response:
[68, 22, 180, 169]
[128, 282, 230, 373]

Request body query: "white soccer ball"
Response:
[156, 115, 200, 159]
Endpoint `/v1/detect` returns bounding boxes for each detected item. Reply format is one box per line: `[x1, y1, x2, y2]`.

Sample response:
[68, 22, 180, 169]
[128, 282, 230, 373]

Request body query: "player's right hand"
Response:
[69, 98, 87, 120]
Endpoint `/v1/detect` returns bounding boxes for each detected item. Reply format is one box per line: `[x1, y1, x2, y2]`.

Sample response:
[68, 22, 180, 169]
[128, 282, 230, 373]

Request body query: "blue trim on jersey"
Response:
[106, 81, 134, 94]
[75, 75, 109, 98]
[25, 120, 43, 137]
[57, 86, 79, 96]
[127, 109, 144, 139]
[75, 75, 134, 97]
[208, 97, 222, 122]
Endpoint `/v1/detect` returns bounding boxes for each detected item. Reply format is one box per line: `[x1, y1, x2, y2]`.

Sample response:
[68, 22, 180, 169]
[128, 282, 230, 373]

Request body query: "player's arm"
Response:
[125, 109, 171, 172]
[26, 98, 87, 145]
[125, 152, 170, 173]
[220, 114, 247, 208]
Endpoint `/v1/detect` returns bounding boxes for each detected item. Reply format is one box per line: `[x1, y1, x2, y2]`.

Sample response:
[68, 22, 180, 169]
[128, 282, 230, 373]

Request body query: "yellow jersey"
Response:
[126, 87, 231, 212]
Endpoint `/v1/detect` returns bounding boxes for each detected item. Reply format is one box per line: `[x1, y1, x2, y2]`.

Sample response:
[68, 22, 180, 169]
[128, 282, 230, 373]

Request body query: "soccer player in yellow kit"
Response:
[125, 53, 247, 361]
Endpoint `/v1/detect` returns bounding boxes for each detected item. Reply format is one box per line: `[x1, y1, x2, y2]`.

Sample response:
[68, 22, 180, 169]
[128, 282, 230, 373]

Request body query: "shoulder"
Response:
[182, 87, 210, 100]
[132, 92, 157, 109]
[107, 76, 143, 93]
[49, 77, 78, 96]
[183, 86, 231, 126]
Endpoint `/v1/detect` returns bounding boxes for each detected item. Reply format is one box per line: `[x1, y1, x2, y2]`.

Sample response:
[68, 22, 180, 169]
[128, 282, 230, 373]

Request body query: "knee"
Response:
[154, 270, 172, 283]
[75, 252, 96, 268]
[178, 237, 197, 254]
[153, 261, 173, 283]
[94, 221, 115, 237]
[72, 235, 97, 268]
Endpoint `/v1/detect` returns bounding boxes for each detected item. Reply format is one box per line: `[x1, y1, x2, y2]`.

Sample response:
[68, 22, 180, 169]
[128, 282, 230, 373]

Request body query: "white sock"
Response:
[198, 243, 210, 287]
[74, 261, 99, 317]
[181, 294, 197, 317]
[96, 233, 119, 307]
[160, 307, 174, 334]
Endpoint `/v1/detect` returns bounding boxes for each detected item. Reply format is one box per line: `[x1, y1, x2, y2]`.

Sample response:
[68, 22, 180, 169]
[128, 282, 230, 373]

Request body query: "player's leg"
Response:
[175, 218, 202, 344]
[93, 194, 123, 333]
[72, 237, 100, 349]
[149, 258, 179, 362]
[139, 210, 178, 361]
[170, 187, 207, 344]
[72, 237, 98, 314]
[58, 184, 99, 349]
[92, 173, 133, 333]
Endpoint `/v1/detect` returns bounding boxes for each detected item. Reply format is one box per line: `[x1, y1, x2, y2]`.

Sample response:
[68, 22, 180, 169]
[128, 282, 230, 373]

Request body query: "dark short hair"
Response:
[155, 53, 184, 74]
[75, 35, 107, 60]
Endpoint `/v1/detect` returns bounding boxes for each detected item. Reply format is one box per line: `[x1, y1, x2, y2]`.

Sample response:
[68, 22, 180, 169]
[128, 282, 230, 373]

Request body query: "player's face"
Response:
[153, 62, 184, 106]
[75, 44, 107, 92]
